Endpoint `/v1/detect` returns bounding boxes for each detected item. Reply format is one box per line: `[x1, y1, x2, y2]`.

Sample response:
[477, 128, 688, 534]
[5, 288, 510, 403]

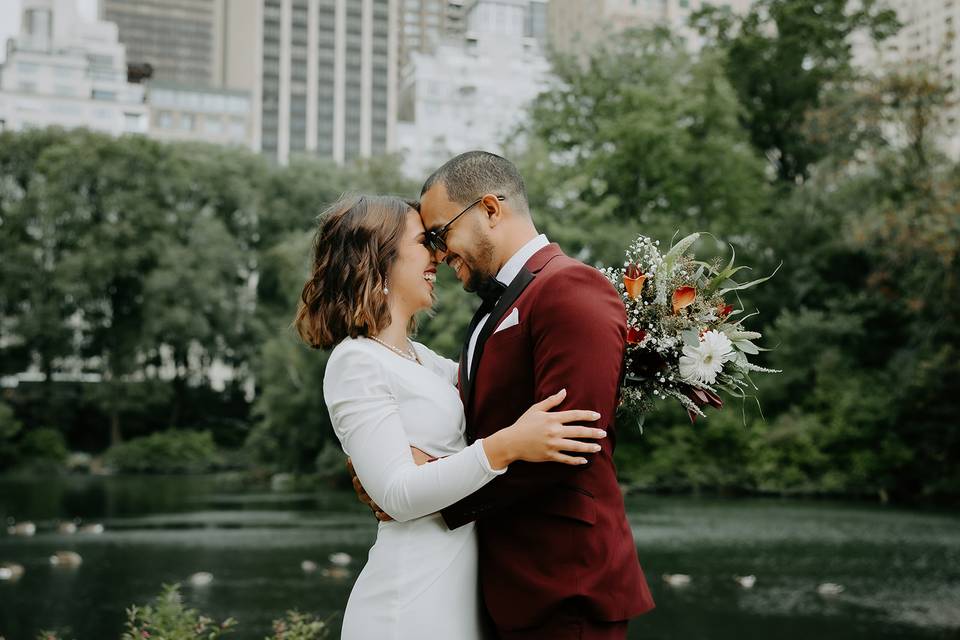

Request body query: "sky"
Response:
[0, 0, 99, 63]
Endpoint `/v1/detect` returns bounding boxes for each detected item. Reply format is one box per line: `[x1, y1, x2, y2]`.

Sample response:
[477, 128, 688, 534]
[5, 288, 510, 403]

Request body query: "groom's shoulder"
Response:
[538, 253, 614, 291]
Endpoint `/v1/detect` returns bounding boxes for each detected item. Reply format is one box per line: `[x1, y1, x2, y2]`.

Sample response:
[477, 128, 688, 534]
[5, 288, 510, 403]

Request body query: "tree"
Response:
[524, 28, 770, 265]
[691, 0, 900, 183]
[0, 128, 84, 417]
[27, 132, 174, 444]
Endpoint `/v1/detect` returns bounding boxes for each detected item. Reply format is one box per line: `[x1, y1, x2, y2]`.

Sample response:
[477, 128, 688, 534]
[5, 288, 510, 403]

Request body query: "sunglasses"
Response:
[423, 195, 506, 254]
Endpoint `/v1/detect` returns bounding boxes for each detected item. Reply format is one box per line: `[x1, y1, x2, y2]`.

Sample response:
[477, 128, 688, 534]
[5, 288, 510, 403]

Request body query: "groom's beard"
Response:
[458, 236, 496, 294]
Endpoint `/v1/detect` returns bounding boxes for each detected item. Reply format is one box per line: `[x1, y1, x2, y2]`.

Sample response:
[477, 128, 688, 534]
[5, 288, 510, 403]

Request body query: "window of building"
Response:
[204, 118, 223, 135]
[158, 111, 173, 128]
[181, 114, 194, 131]
[124, 112, 145, 133]
[229, 119, 246, 141]
[50, 103, 80, 116]
[87, 54, 114, 70]
[92, 89, 116, 101]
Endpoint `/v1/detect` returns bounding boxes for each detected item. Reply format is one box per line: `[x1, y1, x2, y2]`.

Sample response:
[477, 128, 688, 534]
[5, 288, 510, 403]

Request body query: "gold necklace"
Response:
[369, 336, 419, 363]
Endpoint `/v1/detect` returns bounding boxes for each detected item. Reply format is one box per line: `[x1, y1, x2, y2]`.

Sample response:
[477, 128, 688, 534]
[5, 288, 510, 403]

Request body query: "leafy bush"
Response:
[105, 430, 221, 474]
[121, 584, 237, 640]
[0, 401, 23, 470]
[19, 427, 69, 466]
[269, 610, 335, 640]
[116, 584, 332, 640]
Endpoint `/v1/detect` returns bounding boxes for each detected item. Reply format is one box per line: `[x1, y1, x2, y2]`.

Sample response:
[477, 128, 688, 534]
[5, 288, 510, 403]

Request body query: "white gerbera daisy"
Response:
[678, 330, 735, 385]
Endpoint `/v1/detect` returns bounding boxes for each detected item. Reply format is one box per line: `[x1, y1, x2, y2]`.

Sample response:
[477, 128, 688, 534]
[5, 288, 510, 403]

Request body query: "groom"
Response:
[353, 151, 654, 638]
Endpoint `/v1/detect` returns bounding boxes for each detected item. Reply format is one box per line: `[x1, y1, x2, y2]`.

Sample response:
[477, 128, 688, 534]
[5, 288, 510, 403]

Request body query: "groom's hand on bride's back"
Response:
[346, 450, 438, 523]
[346, 457, 393, 522]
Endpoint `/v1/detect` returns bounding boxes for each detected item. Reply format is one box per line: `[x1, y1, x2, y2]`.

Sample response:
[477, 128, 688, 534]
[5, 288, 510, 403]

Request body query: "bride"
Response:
[294, 194, 606, 639]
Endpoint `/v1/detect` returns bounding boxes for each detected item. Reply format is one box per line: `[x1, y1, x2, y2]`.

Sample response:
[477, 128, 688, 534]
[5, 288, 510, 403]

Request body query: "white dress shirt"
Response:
[465, 234, 550, 375]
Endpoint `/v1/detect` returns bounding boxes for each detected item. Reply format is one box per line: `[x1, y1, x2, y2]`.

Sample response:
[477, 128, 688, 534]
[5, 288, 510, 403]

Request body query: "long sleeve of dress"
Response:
[324, 343, 506, 523]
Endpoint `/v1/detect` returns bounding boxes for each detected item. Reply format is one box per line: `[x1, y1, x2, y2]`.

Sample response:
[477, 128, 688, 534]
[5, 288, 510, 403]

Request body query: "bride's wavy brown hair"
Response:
[294, 194, 419, 349]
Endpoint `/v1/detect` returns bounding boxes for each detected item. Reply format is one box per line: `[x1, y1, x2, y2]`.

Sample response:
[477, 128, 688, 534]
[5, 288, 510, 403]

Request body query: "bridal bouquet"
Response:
[599, 232, 781, 427]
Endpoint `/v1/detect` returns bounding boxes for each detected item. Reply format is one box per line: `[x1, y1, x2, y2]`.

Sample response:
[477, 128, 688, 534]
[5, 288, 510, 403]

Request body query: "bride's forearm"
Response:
[481, 431, 516, 471]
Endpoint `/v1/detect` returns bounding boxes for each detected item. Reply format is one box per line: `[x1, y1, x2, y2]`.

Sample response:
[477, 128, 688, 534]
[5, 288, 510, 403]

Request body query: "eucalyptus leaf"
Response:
[682, 328, 701, 347]
[734, 339, 760, 354]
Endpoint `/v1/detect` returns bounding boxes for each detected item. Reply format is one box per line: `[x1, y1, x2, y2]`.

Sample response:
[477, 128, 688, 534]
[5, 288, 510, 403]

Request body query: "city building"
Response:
[396, 0, 550, 178]
[257, 0, 399, 165]
[146, 82, 254, 148]
[547, 0, 755, 61]
[100, 0, 225, 88]
[100, 0, 258, 149]
[526, 0, 548, 46]
[851, 0, 960, 158]
[399, 0, 469, 66]
[0, 0, 148, 136]
[101, 0, 261, 93]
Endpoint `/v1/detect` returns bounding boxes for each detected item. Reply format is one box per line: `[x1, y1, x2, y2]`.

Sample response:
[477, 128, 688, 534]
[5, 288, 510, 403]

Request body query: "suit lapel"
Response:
[458, 301, 491, 405]
[460, 243, 565, 429]
[462, 267, 535, 413]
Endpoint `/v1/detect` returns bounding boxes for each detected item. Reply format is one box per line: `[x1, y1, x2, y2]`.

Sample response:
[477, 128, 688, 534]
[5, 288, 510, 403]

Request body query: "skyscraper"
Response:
[548, 0, 755, 61]
[396, 0, 549, 178]
[100, 0, 225, 87]
[398, 0, 468, 65]
[852, 0, 960, 158]
[0, 0, 148, 136]
[258, 0, 398, 164]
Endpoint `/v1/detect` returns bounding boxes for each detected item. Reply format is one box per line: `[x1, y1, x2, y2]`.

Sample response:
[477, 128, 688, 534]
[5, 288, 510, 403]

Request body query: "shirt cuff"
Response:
[473, 439, 508, 476]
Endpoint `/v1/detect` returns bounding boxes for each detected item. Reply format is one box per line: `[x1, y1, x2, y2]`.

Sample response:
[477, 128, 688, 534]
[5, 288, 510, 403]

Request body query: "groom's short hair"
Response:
[421, 151, 529, 215]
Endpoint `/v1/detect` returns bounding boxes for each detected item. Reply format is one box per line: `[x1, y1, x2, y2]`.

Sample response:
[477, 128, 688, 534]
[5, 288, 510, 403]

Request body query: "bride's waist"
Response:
[377, 512, 473, 535]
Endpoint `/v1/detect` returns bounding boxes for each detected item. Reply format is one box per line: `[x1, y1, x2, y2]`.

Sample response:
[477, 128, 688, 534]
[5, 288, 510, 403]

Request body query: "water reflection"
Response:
[0, 475, 958, 640]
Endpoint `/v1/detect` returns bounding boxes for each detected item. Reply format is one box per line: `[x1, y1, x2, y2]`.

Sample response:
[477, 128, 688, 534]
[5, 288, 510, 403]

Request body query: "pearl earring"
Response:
[383, 279, 389, 295]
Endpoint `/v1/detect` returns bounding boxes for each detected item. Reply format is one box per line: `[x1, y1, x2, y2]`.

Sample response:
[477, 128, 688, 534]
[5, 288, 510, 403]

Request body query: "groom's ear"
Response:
[480, 194, 504, 228]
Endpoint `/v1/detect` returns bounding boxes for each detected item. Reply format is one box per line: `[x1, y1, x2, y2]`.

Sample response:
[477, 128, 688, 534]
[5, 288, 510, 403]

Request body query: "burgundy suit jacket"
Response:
[440, 243, 655, 630]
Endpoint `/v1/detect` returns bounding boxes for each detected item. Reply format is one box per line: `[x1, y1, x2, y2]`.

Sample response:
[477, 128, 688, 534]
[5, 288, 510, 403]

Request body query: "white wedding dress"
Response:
[324, 336, 505, 640]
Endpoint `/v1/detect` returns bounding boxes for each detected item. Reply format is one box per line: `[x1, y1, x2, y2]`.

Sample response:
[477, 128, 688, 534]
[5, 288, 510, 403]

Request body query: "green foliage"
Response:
[246, 332, 332, 473]
[19, 427, 69, 465]
[121, 584, 238, 640]
[528, 29, 769, 261]
[691, 0, 901, 182]
[105, 430, 221, 474]
[1, 4, 958, 503]
[0, 130, 415, 470]
[119, 584, 335, 640]
[0, 401, 23, 470]
[268, 610, 336, 640]
[36, 586, 334, 640]
[527, 23, 959, 502]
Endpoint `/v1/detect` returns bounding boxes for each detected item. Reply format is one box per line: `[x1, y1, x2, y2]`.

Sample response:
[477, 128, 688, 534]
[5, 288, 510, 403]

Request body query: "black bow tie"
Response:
[476, 276, 506, 307]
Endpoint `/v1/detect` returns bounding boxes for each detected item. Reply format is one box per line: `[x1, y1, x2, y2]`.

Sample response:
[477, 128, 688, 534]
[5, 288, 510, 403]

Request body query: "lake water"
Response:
[0, 475, 958, 640]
